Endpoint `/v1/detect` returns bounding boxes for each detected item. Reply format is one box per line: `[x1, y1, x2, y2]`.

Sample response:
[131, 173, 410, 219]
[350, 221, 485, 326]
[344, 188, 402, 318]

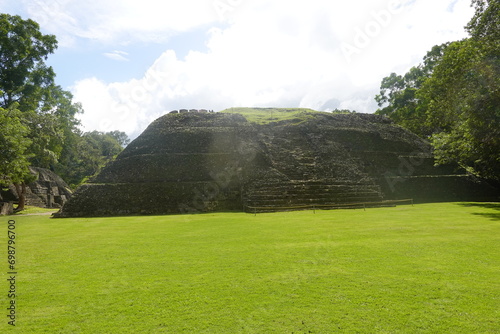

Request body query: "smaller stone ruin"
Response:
[0, 167, 72, 214]
[27, 167, 72, 208]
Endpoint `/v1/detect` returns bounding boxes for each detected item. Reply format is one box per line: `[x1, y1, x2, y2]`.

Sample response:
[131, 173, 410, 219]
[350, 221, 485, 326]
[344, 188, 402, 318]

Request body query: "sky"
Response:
[1, 0, 475, 139]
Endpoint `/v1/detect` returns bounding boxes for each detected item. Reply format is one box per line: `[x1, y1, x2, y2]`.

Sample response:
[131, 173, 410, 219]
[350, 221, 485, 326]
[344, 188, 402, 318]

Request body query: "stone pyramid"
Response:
[55, 110, 499, 217]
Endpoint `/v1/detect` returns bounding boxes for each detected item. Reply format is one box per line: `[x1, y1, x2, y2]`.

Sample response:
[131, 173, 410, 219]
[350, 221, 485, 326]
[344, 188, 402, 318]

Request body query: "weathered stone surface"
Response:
[27, 167, 72, 208]
[0, 167, 72, 210]
[54, 112, 499, 217]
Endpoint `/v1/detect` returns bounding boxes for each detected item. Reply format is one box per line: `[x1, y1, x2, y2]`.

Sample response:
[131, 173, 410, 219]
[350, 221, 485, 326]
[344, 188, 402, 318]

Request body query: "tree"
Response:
[107, 130, 131, 147]
[25, 85, 83, 168]
[84, 131, 124, 160]
[0, 14, 130, 200]
[374, 0, 500, 180]
[419, 40, 499, 180]
[0, 15, 84, 170]
[0, 14, 58, 210]
[55, 131, 129, 187]
[466, 0, 500, 43]
[416, 0, 500, 180]
[375, 43, 449, 136]
[0, 106, 34, 211]
[0, 14, 85, 209]
[0, 14, 57, 109]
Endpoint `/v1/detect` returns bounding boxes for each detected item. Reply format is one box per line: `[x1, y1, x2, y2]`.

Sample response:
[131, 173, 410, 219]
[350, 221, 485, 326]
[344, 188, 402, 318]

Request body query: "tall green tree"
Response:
[107, 130, 131, 147]
[25, 85, 84, 168]
[0, 105, 34, 210]
[375, 0, 499, 180]
[55, 131, 129, 187]
[0, 14, 83, 165]
[419, 6, 500, 179]
[0, 14, 57, 109]
[0, 15, 82, 169]
[466, 0, 500, 43]
[0, 14, 84, 209]
[0, 14, 130, 206]
[375, 43, 449, 136]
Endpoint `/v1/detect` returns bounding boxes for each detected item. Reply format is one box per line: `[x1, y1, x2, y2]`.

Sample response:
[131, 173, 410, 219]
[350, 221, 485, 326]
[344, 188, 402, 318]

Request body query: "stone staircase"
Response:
[243, 179, 383, 211]
[242, 128, 384, 211]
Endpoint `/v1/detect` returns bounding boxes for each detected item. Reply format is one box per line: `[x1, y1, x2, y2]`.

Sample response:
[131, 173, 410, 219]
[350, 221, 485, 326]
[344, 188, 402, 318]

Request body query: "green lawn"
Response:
[3, 203, 499, 333]
[13, 206, 58, 215]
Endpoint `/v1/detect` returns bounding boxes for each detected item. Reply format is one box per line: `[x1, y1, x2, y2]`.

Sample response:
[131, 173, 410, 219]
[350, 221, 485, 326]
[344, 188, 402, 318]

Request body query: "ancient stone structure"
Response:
[0, 167, 72, 213]
[171, 109, 212, 114]
[27, 167, 72, 208]
[54, 111, 499, 217]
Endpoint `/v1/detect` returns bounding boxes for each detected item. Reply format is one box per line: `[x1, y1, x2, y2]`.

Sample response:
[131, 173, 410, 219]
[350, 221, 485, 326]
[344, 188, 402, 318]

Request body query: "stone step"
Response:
[250, 179, 377, 186]
[244, 197, 384, 209]
[246, 192, 383, 200]
[247, 189, 381, 197]
[245, 189, 382, 197]
[247, 185, 381, 193]
[244, 191, 383, 202]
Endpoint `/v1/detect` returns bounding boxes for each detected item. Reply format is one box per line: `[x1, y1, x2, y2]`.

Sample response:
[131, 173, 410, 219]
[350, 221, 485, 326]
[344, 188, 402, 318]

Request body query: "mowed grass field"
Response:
[3, 203, 499, 333]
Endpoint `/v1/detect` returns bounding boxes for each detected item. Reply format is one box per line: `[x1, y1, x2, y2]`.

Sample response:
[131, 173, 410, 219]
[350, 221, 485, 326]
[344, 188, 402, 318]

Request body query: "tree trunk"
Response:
[0, 202, 14, 215]
[14, 183, 26, 212]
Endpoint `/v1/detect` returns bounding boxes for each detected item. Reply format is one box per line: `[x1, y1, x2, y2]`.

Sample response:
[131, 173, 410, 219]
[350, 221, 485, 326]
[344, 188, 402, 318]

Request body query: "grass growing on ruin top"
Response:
[220, 107, 331, 124]
[5, 202, 500, 333]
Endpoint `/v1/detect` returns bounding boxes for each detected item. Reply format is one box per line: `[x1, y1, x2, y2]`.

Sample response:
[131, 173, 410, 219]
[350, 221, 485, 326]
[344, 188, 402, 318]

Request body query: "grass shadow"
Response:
[458, 202, 500, 221]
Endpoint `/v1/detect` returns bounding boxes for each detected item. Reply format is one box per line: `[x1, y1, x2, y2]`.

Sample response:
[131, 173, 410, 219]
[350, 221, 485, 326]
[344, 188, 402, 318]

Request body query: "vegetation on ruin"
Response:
[5, 203, 499, 332]
[220, 107, 353, 124]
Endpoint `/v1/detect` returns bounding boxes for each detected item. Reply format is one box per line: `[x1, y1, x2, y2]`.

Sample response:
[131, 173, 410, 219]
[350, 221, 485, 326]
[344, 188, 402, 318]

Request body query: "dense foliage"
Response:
[56, 131, 130, 187]
[0, 14, 128, 204]
[0, 106, 32, 185]
[376, 0, 499, 180]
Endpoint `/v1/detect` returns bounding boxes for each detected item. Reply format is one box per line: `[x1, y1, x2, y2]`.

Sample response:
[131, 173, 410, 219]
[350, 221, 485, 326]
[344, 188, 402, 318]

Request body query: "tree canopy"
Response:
[57, 131, 129, 187]
[375, 0, 499, 180]
[374, 43, 449, 137]
[0, 14, 57, 109]
[0, 14, 129, 204]
[0, 106, 32, 186]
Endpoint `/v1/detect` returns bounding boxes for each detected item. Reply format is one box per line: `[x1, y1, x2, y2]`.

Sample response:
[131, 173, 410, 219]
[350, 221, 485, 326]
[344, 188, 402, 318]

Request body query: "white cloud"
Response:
[103, 50, 129, 62]
[22, 0, 220, 47]
[65, 0, 474, 139]
[71, 76, 165, 136]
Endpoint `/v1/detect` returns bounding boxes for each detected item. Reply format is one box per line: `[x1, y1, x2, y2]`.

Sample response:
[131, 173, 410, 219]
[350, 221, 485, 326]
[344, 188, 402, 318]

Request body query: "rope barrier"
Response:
[247, 199, 414, 214]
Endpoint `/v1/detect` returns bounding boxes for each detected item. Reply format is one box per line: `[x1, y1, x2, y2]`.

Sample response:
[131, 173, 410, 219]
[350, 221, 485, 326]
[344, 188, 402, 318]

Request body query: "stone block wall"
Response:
[54, 112, 499, 217]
